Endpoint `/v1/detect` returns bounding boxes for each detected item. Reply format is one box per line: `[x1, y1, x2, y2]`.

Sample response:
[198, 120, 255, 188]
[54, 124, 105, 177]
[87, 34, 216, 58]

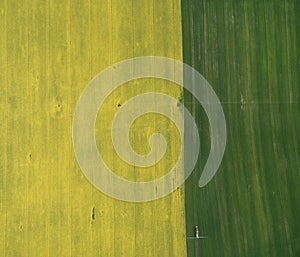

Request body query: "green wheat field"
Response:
[183, 1, 300, 256]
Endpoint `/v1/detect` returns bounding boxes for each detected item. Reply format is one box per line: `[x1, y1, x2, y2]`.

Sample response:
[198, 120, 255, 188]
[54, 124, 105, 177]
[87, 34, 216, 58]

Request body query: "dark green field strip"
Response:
[182, 0, 300, 256]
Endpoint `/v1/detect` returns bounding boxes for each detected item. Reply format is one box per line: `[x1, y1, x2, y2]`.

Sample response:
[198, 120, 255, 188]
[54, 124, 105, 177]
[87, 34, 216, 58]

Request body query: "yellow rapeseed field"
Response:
[0, 0, 186, 256]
